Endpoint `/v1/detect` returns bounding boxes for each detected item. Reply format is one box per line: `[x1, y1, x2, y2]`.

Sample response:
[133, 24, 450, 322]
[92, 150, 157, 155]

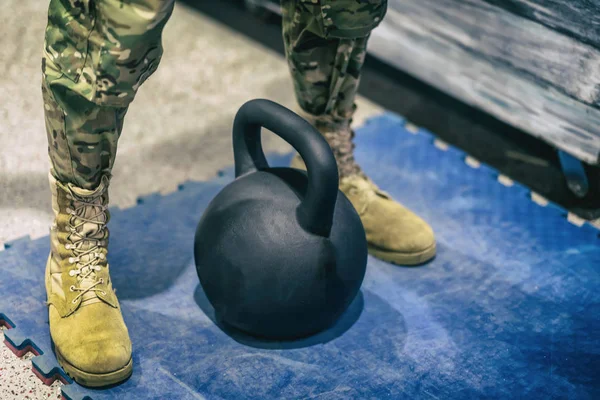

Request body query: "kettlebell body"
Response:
[194, 99, 367, 339]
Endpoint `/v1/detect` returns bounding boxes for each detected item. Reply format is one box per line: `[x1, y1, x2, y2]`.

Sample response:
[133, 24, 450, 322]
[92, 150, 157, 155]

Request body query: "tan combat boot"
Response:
[291, 115, 436, 265]
[46, 171, 132, 387]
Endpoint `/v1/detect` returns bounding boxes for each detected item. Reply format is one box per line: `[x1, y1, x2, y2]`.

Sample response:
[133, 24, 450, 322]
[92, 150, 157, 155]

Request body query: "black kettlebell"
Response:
[194, 99, 367, 339]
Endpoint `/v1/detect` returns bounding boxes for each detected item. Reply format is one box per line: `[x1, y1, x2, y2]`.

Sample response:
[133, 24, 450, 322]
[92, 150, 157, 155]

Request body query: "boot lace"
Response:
[66, 193, 108, 304]
[310, 113, 363, 178]
[322, 128, 364, 178]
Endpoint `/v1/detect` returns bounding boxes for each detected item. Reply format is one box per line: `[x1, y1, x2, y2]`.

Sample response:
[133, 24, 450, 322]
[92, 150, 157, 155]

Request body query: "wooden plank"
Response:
[382, 0, 600, 108]
[482, 0, 600, 49]
[368, 0, 600, 164]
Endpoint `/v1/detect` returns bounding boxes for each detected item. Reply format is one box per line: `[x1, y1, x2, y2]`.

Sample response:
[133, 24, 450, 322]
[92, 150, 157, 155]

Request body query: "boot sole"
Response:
[55, 347, 133, 388]
[368, 242, 436, 266]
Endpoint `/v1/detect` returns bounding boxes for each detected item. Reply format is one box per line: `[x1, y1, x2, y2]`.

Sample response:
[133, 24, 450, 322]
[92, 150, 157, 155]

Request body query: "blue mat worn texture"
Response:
[1, 113, 599, 399]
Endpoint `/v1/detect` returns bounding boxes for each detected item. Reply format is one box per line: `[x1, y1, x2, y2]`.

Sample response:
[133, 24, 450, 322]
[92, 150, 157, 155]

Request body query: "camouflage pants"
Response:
[43, 0, 387, 189]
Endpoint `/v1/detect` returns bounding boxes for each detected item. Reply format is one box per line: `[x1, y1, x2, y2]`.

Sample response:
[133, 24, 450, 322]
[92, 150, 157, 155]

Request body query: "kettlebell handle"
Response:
[233, 99, 339, 237]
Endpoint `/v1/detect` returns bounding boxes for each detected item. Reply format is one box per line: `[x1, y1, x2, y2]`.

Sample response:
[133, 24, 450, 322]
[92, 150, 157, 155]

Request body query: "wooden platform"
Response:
[369, 0, 600, 165]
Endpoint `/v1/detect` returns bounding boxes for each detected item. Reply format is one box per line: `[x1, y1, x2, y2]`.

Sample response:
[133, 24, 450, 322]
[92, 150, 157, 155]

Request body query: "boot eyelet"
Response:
[69, 285, 75, 292]
[99, 278, 104, 284]
[72, 299, 77, 304]
[69, 270, 75, 276]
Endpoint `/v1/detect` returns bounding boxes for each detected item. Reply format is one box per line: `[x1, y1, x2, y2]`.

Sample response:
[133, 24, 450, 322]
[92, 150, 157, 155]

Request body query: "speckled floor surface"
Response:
[0, 330, 62, 399]
[0, 1, 380, 398]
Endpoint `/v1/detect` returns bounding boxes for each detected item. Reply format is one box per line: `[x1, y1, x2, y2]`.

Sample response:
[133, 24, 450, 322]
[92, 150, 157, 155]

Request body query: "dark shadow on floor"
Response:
[193, 283, 367, 349]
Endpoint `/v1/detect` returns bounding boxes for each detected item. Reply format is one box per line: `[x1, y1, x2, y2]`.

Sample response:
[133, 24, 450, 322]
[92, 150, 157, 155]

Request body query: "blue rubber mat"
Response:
[1, 113, 599, 399]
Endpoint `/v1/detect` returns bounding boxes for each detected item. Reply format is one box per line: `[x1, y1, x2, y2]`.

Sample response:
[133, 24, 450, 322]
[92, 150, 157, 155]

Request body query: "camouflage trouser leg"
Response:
[281, 0, 387, 125]
[43, 0, 175, 189]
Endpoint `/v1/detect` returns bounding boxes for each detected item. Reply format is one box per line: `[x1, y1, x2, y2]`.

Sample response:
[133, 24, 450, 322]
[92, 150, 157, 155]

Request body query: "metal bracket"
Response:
[558, 150, 589, 198]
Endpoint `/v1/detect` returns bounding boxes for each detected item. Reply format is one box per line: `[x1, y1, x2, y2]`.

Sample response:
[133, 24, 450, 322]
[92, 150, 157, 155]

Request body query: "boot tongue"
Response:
[68, 178, 109, 304]
[74, 202, 105, 304]
[70, 179, 108, 251]
[74, 202, 107, 246]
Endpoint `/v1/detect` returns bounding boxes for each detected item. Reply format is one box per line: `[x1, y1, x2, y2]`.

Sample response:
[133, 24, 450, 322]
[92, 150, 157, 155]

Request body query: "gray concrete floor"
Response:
[0, 1, 380, 398]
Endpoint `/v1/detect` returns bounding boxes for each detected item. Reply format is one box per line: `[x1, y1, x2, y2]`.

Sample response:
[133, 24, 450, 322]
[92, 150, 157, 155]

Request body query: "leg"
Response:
[281, 0, 375, 115]
[43, 0, 175, 189]
[42, 0, 175, 386]
[281, 0, 369, 176]
[282, 0, 437, 265]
